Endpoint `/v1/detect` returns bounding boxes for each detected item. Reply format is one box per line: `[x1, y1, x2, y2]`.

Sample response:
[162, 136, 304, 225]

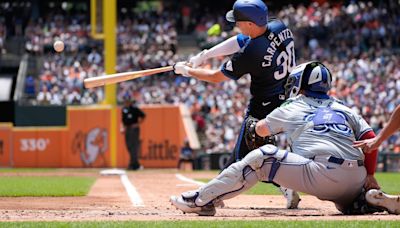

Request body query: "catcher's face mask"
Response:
[284, 63, 307, 98]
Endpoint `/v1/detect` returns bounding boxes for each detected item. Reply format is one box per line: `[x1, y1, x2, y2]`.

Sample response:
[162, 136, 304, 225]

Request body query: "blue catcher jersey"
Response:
[221, 19, 295, 99]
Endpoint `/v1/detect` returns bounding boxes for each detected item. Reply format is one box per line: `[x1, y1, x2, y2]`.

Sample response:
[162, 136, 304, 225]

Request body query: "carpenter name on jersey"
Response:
[262, 28, 294, 67]
[221, 19, 296, 98]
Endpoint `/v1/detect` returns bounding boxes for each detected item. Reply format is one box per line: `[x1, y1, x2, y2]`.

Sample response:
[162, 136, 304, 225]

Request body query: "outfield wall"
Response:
[0, 105, 192, 168]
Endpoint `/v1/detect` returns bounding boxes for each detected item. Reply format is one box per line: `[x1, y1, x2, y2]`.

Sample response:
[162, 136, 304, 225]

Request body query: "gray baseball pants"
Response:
[193, 144, 366, 212]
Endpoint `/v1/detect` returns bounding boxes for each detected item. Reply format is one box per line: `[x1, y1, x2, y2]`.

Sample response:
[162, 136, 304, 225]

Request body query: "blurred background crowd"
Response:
[1, 0, 399, 155]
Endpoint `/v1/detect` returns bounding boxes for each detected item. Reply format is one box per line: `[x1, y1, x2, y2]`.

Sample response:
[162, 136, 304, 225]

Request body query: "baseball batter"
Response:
[174, 0, 299, 208]
[170, 61, 400, 216]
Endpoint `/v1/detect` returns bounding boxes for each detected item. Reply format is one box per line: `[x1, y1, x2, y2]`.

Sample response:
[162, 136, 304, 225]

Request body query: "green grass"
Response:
[196, 172, 400, 195]
[374, 172, 400, 194]
[0, 168, 57, 173]
[0, 176, 96, 197]
[0, 168, 99, 173]
[0, 221, 399, 228]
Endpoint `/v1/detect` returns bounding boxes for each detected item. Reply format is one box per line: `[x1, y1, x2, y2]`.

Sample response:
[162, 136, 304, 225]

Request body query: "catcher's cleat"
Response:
[213, 199, 225, 208]
[170, 195, 216, 216]
[366, 189, 400, 215]
[280, 187, 301, 209]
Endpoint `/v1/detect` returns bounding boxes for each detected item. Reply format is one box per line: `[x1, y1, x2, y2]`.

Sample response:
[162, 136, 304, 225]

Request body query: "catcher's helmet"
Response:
[225, 0, 268, 26]
[284, 61, 332, 99]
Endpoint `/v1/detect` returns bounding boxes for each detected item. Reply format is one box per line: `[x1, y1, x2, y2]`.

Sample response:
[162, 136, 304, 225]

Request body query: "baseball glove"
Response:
[245, 116, 274, 150]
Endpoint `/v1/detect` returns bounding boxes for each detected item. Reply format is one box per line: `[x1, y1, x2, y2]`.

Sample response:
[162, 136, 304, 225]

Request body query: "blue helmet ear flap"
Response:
[303, 62, 332, 98]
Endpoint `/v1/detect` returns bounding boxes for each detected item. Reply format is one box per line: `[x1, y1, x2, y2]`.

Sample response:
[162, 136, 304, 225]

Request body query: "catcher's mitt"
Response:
[245, 116, 275, 150]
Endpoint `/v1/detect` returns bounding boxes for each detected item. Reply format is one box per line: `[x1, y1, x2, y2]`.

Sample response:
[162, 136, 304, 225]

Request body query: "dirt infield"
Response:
[0, 169, 398, 221]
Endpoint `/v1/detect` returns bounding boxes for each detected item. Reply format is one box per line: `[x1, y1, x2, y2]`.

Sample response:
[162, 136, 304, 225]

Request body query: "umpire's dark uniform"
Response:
[122, 99, 146, 170]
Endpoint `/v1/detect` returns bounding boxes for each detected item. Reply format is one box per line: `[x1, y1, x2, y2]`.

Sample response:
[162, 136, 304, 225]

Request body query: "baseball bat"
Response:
[84, 66, 174, 88]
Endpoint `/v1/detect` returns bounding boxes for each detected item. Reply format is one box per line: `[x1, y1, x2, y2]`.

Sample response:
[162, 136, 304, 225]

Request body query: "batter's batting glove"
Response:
[173, 61, 191, 77]
[189, 50, 208, 68]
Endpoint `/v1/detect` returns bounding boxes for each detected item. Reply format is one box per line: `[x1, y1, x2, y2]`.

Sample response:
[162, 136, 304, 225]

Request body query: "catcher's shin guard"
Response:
[194, 144, 285, 206]
[195, 163, 259, 206]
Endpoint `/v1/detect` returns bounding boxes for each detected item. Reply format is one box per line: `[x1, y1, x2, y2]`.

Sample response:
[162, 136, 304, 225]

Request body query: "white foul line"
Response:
[120, 174, 145, 207]
[175, 174, 205, 186]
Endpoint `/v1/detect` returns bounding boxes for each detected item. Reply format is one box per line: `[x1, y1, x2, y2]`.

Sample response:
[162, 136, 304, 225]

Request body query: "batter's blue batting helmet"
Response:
[225, 0, 268, 26]
[285, 61, 332, 99]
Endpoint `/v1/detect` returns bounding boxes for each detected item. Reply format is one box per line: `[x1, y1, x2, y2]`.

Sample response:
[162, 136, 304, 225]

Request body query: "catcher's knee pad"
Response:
[242, 144, 287, 170]
[195, 162, 258, 206]
[255, 144, 288, 182]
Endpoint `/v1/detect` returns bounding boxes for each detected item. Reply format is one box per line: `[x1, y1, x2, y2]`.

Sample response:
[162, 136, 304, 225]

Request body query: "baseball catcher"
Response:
[170, 61, 400, 216]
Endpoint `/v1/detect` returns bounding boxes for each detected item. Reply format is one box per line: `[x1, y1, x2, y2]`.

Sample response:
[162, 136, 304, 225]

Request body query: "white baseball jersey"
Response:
[265, 95, 372, 160]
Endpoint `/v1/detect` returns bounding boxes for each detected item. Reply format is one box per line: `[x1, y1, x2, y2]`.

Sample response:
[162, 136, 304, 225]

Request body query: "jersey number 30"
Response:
[274, 41, 295, 80]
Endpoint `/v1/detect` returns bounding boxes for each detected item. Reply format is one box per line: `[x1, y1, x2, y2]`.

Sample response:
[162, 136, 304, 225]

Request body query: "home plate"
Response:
[100, 169, 126, 176]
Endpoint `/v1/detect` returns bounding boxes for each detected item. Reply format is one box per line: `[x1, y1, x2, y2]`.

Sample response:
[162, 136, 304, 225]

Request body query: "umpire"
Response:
[121, 95, 146, 170]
